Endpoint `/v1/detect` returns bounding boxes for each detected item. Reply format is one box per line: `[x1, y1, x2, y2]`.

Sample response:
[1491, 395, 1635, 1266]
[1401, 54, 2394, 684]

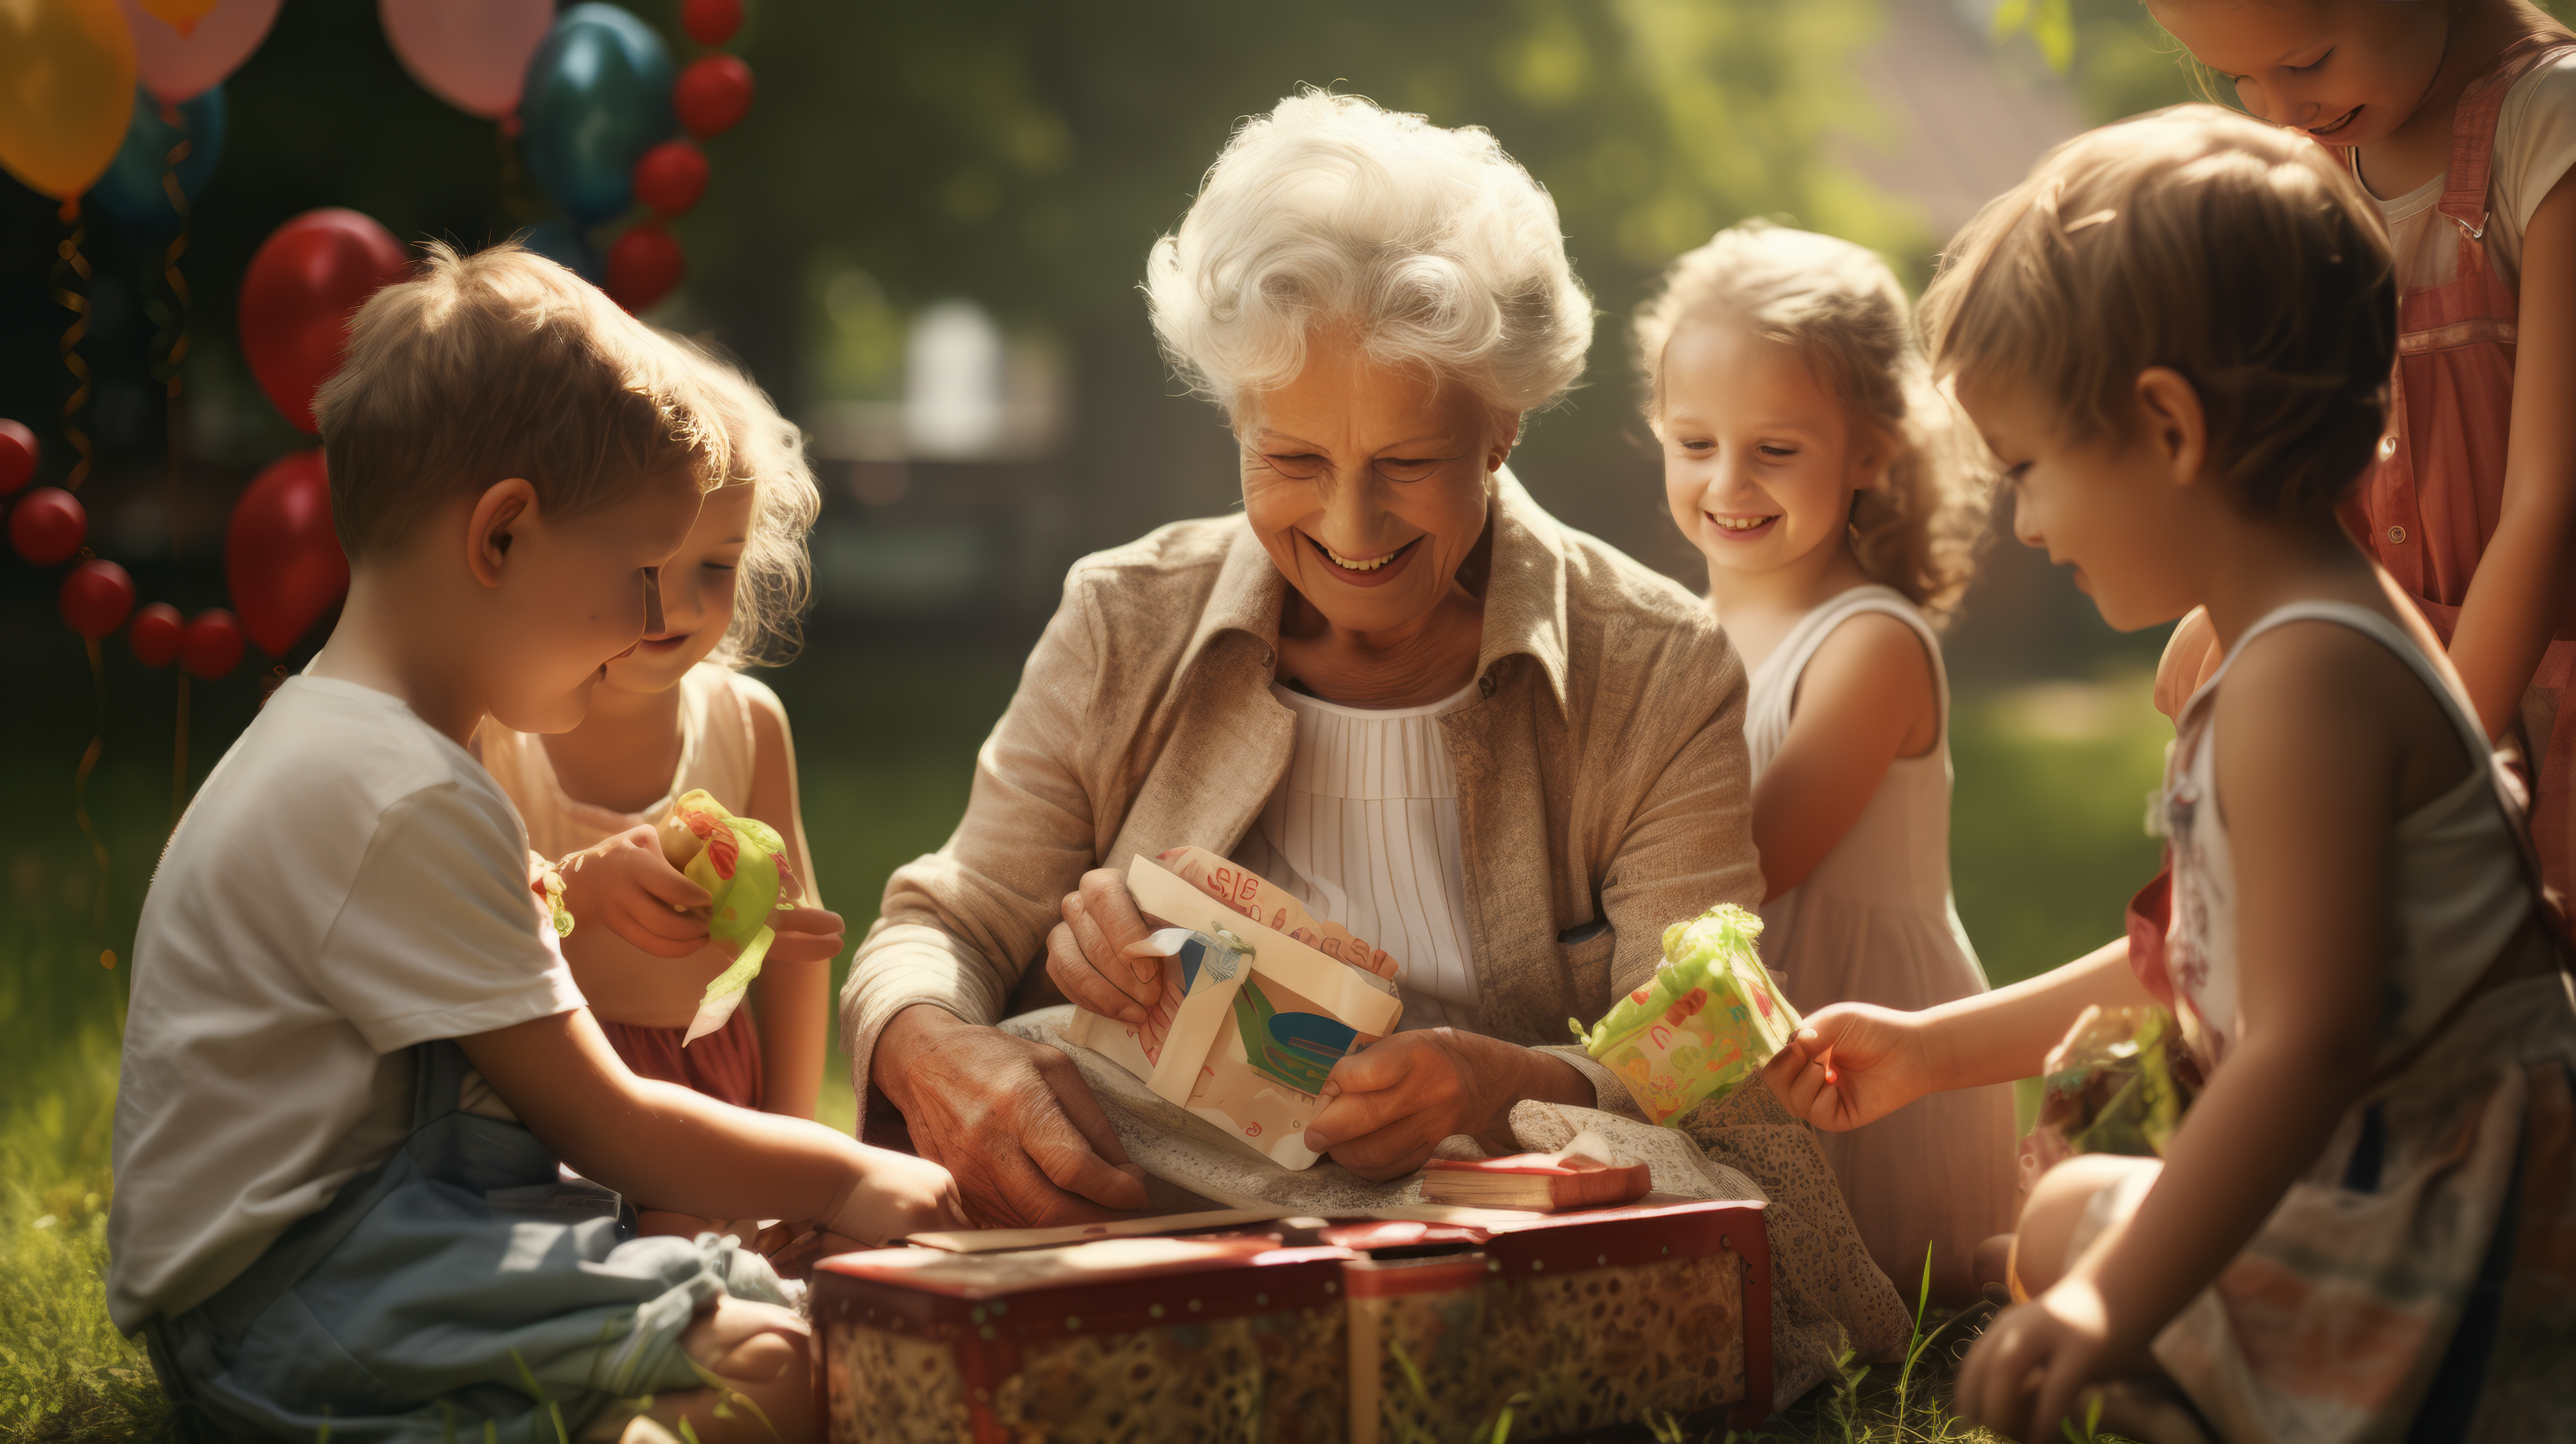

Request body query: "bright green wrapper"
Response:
[656, 788, 801, 1047]
[1568, 903, 1804, 1125]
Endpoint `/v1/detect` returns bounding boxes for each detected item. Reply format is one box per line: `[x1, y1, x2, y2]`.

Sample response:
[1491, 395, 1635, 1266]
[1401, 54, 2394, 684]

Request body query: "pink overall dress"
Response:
[2341, 34, 2576, 902]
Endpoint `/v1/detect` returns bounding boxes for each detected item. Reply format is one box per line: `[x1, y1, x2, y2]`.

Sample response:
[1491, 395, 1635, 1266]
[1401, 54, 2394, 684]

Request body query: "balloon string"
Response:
[50, 208, 94, 491]
[152, 127, 195, 558]
[172, 673, 191, 830]
[75, 636, 113, 937]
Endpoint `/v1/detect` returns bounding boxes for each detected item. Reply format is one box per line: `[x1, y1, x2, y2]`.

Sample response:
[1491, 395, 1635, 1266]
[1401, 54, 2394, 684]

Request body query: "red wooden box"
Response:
[1336, 1199, 1772, 1442]
[813, 1236, 1349, 1443]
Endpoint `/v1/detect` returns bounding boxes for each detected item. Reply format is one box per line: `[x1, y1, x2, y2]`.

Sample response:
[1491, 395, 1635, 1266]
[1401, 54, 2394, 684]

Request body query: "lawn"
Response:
[0, 629, 2170, 1443]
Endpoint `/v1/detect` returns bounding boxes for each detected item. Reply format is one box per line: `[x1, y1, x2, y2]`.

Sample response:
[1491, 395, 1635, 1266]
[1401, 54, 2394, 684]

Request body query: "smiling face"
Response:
[479, 477, 706, 734]
[1659, 316, 1882, 587]
[1239, 333, 1510, 639]
[602, 480, 754, 695]
[2149, 0, 2446, 147]
[1955, 373, 2208, 634]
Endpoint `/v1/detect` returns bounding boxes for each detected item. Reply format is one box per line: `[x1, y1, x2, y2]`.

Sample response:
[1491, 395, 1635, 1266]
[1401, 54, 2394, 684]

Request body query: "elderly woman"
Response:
[841, 93, 1760, 1226]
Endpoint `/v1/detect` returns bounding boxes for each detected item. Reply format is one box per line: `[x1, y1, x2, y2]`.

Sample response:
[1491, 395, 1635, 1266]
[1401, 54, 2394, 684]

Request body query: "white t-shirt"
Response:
[107, 676, 584, 1332]
[2371, 50, 2576, 296]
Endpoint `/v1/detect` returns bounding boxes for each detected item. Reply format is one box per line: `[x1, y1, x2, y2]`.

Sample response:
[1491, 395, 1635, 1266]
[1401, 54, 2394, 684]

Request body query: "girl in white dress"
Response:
[1633, 221, 2015, 1302]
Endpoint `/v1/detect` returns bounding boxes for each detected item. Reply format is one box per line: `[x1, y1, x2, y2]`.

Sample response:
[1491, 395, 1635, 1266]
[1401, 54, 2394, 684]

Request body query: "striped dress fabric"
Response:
[1231, 680, 1484, 1031]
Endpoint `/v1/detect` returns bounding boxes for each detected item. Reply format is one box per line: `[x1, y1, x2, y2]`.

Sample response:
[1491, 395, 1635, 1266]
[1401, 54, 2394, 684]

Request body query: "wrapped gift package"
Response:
[1064, 854, 1403, 1168]
[1336, 1200, 1772, 1442]
[815, 1236, 1350, 1444]
[1571, 904, 1804, 1125]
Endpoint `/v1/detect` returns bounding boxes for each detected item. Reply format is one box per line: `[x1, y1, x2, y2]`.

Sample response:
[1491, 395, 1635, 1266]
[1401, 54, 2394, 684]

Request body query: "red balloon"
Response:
[632, 140, 709, 216]
[60, 559, 135, 641]
[0, 419, 34, 494]
[607, 223, 686, 312]
[226, 448, 350, 657]
[239, 210, 410, 434]
[9, 487, 86, 565]
[673, 54, 753, 138]
[680, 0, 740, 45]
[181, 609, 246, 680]
[130, 602, 185, 666]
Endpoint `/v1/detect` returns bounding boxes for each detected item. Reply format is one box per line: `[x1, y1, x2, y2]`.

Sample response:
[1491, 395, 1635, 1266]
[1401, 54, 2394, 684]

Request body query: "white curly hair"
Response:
[1146, 90, 1594, 431]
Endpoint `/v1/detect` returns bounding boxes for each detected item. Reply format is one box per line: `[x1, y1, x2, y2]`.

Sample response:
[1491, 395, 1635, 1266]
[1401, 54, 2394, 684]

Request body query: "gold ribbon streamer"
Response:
[50, 204, 93, 491]
[75, 634, 114, 937]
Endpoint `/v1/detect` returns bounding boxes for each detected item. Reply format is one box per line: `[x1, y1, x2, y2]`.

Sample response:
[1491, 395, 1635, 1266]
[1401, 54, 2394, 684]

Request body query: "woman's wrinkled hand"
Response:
[556, 824, 711, 959]
[1305, 1030, 1583, 1181]
[1044, 868, 1164, 1024]
[1955, 1278, 2142, 1442]
[1761, 1002, 1936, 1132]
[872, 1004, 1150, 1226]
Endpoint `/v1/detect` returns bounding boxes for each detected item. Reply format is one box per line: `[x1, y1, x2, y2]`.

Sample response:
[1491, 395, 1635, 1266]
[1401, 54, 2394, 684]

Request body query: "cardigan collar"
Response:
[1174, 466, 1574, 713]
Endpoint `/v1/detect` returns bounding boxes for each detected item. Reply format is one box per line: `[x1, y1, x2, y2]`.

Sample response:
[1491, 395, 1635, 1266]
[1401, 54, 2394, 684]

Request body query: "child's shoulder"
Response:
[2499, 43, 2576, 222]
[687, 661, 788, 733]
[165, 676, 519, 887]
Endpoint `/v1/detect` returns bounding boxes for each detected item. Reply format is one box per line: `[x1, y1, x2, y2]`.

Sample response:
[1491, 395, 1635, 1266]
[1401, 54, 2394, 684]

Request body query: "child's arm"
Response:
[741, 687, 835, 1122]
[1764, 935, 2151, 1129]
[2450, 171, 2576, 741]
[458, 1005, 962, 1238]
[1956, 626, 2407, 1442]
[1752, 612, 1937, 901]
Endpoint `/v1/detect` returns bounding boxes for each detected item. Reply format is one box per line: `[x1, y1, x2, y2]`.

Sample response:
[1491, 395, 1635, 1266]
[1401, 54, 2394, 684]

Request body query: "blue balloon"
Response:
[519, 222, 602, 284]
[519, 4, 676, 225]
[89, 87, 226, 230]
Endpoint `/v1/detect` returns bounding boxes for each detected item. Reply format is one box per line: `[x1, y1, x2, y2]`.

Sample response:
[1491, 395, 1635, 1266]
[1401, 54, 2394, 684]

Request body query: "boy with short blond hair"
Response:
[110, 242, 960, 1444]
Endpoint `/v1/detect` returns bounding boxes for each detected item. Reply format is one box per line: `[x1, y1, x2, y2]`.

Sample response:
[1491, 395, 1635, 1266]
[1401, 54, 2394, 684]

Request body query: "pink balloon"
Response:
[118, 0, 279, 105]
[379, 0, 555, 119]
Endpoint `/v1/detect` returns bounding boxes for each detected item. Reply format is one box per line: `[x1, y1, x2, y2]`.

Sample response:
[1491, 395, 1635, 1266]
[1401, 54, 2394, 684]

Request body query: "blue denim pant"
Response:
[143, 1041, 786, 1443]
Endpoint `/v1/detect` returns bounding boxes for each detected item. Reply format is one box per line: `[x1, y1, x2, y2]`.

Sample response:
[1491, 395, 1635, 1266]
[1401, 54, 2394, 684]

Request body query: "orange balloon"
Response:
[0, 0, 138, 201]
[139, 0, 219, 36]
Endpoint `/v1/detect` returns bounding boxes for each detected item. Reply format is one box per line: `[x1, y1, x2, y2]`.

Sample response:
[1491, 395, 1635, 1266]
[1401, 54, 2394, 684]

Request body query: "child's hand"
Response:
[1762, 1002, 1933, 1131]
[824, 1145, 970, 1243]
[1956, 1279, 2141, 1443]
[765, 905, 847, 966]
[559, 824, 712, 959]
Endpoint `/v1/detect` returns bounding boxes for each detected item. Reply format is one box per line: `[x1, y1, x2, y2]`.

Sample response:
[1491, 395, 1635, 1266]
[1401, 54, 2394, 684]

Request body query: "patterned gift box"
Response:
[1336, 1199, 1774, 1442]
[816, 1236, 1349, 1444]
[1575, 905, 1804, 1125]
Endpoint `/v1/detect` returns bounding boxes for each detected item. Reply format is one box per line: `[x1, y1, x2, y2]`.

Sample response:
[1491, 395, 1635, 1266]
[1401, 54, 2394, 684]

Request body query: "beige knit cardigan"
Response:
[840, 470, 1764, 1127]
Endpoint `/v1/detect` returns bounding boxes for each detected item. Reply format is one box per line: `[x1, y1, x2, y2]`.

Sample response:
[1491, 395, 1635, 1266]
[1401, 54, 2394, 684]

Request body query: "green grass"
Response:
[0, 644, 2172, 1443]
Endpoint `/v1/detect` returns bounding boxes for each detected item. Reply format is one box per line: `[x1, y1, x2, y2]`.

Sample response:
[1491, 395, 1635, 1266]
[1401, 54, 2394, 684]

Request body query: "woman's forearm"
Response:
[1920, 937, 2154, 1092]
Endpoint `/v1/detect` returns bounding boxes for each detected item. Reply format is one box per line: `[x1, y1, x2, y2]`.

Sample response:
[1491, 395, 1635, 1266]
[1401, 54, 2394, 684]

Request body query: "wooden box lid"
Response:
[812, 1238, 1353, 1343]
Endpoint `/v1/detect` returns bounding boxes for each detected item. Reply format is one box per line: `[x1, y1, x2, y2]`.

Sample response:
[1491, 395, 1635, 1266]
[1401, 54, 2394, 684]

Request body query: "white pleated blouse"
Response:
[1230, 680, 1484, 1032]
